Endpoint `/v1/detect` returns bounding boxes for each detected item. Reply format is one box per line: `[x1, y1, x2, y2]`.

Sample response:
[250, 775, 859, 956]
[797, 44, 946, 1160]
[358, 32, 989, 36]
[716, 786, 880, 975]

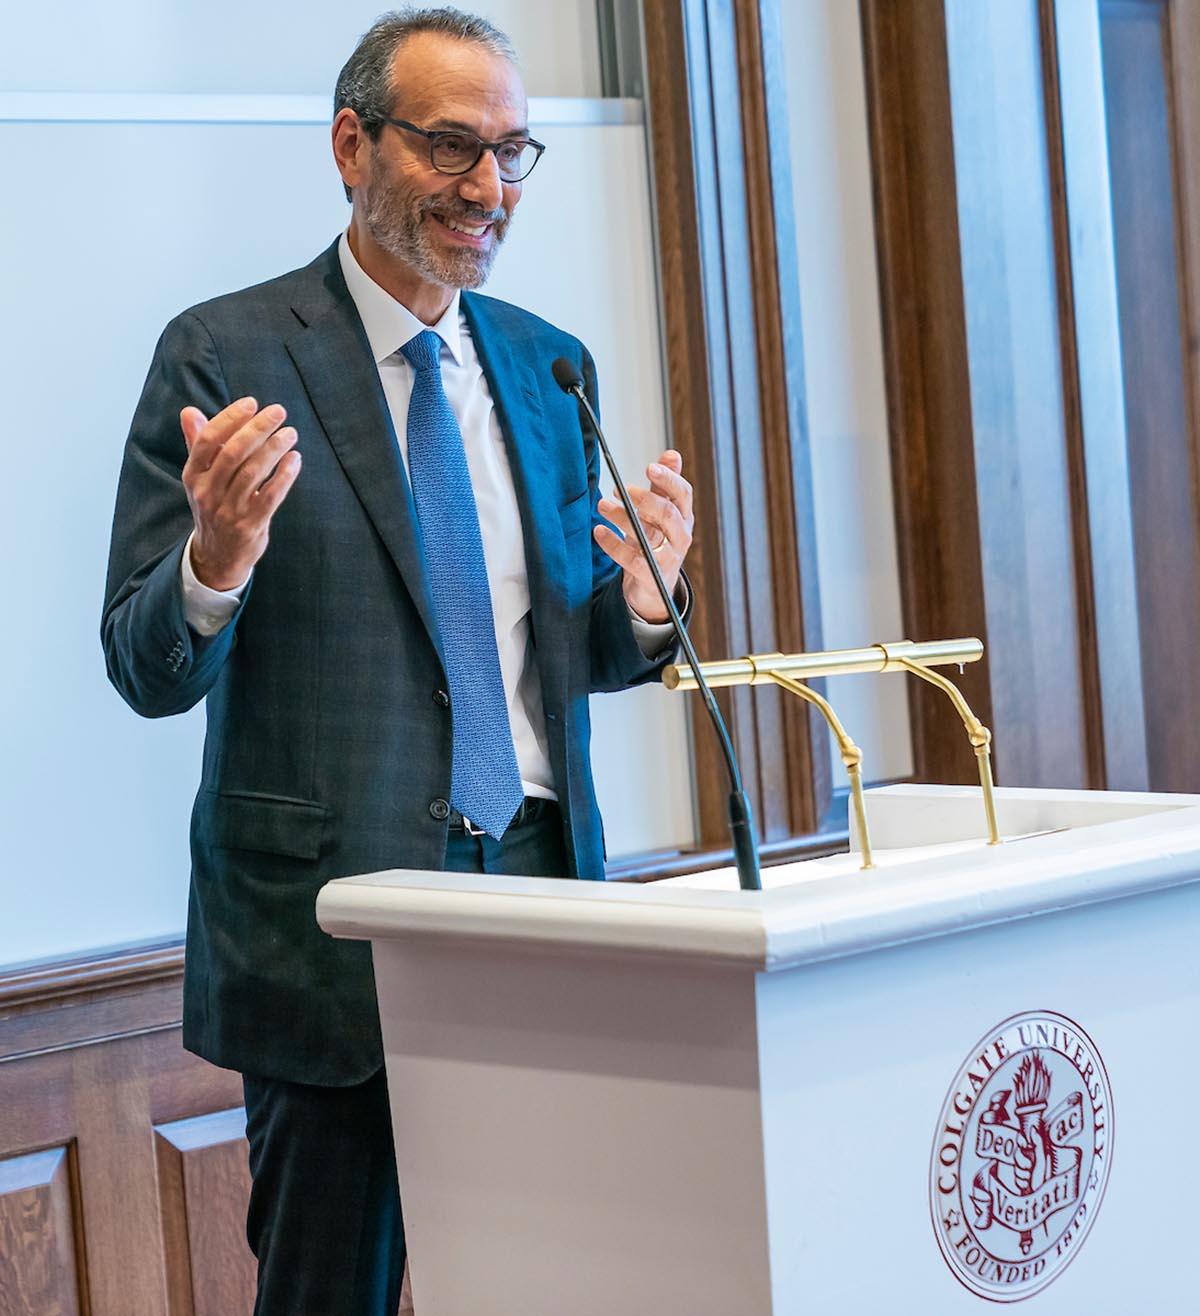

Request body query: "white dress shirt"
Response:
[181, 232, 673, 801]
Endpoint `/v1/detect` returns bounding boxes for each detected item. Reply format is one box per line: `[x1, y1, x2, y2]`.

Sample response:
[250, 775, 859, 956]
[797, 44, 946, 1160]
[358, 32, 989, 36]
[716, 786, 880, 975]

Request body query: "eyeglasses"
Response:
[383, 118, 546, 183]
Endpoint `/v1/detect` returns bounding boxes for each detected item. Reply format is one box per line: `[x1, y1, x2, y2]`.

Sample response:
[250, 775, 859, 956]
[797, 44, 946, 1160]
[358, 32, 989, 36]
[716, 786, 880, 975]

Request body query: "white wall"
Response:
[781, 0, 913, 789]
[0, 2, 695, 971]
[0, 0, 601, 98]
[2, 0, 919, 967]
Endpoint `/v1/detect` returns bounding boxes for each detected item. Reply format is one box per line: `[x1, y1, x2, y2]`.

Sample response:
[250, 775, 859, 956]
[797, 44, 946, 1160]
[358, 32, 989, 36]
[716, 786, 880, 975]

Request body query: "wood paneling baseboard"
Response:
[0, 945, 254, 1316]
[156, 1109, 256, 1316]
[0, 1146, 83, 1315]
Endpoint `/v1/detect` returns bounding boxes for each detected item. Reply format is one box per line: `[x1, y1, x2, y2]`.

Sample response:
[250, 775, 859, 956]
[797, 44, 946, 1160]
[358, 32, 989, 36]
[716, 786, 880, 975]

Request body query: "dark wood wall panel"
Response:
[1170, 2, 1200, 450]
[944, 0, 1090, 788]
[642, 0, 832, 849]
[640, 0, 734, 847]
[1049, 0, 1150, 790]
[0, 946, 252, 1316]
[0, 1146, 84, 1316]
[156, 1110, 255, 1316]
[857, 0, 1200, 793]
[1100, 0, 1200, 791]
[861, 0, 992, 787]
[728, 0, 829, 837]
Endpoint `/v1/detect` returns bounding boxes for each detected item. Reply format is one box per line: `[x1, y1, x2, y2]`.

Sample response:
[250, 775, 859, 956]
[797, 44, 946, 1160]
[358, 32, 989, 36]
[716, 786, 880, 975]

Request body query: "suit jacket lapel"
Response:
[463, 293, 569, 719]
[285, 250, 441, 658]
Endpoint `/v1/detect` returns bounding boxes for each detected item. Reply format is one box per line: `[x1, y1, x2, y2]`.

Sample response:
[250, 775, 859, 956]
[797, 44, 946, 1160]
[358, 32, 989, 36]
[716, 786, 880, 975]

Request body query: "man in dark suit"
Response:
[102, 7, 693, 1314]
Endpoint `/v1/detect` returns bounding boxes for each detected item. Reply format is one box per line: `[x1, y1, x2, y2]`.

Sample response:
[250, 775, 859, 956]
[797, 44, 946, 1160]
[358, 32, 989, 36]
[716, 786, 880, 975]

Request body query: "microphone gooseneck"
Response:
[551, 357, 762, 892]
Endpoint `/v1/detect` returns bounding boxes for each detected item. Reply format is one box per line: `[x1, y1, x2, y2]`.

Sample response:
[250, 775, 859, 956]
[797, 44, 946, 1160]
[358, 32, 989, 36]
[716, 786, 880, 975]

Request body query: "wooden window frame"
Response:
[612, 0, 842, 880]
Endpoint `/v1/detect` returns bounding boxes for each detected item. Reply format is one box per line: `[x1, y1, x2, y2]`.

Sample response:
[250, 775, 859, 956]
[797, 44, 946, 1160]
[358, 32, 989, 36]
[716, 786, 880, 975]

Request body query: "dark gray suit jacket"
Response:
[102, 241, 680, 1085]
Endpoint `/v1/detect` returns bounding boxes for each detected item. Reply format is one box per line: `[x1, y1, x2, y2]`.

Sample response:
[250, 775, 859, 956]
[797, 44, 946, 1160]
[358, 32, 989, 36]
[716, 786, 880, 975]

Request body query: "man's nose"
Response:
[458, 149, 505, 211]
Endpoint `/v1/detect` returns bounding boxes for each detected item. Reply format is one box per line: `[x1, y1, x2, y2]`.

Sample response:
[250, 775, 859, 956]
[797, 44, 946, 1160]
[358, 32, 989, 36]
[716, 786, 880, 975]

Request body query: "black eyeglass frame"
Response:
[382, 118, 546, 182]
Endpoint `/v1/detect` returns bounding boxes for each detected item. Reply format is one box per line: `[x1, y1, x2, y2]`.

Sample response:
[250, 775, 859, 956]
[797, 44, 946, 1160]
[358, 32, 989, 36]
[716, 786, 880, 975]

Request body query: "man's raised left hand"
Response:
[595, 449, 693, 623]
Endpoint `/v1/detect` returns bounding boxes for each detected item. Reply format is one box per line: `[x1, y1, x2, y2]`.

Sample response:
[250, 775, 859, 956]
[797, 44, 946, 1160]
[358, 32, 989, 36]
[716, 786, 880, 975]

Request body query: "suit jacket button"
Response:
[429, 798, 450, 821]
[433, 689, 450, 709]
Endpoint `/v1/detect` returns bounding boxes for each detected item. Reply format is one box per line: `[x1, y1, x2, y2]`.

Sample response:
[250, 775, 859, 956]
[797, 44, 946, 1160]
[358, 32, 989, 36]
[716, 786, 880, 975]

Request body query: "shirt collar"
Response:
[337, 230, 464, 367]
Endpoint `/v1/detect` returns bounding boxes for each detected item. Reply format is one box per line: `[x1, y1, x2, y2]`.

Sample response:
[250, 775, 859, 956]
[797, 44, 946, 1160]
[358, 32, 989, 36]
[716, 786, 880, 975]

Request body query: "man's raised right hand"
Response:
[180, 398, 301, 591]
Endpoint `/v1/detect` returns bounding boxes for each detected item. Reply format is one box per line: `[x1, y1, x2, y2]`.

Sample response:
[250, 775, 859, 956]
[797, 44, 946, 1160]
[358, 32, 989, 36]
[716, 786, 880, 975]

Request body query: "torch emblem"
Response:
[930, 1011, 1112, 1302]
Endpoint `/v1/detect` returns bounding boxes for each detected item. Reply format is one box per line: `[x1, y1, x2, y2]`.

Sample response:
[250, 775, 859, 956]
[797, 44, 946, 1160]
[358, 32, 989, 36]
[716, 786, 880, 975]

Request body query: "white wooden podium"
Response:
[316, 785, 1200, 1313]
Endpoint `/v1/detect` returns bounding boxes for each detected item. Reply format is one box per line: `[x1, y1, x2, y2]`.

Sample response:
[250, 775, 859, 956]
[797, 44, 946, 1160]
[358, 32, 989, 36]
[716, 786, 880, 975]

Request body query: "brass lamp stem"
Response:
[771, 672, 874, 870]
[889, 656, 1001, 846]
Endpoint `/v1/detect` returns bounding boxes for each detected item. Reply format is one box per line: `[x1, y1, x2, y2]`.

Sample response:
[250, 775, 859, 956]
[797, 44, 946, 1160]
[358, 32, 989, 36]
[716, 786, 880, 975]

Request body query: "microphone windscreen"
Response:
[551, 357, 584, 393]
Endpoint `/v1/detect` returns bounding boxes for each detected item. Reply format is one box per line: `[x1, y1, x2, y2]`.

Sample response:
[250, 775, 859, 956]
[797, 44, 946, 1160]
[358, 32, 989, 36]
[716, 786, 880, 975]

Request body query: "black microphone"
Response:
[551, 357, 762, 892]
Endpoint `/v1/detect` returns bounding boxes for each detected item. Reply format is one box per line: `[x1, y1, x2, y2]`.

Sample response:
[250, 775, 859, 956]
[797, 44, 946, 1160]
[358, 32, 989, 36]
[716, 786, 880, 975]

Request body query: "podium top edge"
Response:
[317, 789, 1200, 974]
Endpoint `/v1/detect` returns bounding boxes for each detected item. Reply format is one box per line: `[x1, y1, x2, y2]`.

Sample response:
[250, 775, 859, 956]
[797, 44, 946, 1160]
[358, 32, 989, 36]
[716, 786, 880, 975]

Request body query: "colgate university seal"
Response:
[929, 1011, 1113, 1302]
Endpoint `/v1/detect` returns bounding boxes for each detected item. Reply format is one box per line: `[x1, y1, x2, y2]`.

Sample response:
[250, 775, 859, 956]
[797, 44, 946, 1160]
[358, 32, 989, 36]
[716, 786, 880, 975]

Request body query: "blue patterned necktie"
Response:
[401, 329, 525, 840]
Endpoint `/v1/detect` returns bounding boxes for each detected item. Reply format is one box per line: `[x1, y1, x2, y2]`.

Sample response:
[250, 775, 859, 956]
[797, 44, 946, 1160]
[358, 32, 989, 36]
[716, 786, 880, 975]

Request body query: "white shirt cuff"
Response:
[181, 532, 251, 637]
[628, 577, 690, 657]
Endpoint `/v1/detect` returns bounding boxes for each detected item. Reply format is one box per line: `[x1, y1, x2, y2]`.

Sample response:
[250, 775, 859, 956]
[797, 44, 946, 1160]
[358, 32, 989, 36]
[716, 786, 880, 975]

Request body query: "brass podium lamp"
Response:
[664, 638, 1000, 871]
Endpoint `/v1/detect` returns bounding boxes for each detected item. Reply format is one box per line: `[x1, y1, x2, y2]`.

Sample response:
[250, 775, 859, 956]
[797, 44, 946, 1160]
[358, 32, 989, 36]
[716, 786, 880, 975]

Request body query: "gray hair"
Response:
[334, 7, 518, 201]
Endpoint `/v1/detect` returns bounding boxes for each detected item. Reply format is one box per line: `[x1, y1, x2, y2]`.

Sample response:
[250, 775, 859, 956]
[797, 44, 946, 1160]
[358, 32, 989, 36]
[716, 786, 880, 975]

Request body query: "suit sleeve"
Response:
[101, 312, 251, 718]
[579, 344, 693, 693]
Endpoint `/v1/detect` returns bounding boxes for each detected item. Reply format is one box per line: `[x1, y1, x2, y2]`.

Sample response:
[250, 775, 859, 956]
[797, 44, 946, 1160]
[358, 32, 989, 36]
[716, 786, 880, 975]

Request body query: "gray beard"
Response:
[363, 174, 510, 290]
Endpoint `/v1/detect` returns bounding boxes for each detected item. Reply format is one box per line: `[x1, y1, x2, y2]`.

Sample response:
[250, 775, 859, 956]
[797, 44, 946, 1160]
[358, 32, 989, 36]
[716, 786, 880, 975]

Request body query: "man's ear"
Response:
[332, 108, 370, 196]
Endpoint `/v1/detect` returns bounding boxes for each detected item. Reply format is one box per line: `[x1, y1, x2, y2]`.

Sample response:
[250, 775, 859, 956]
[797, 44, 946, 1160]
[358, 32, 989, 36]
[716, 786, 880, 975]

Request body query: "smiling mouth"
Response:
[431, 213, 493, 241]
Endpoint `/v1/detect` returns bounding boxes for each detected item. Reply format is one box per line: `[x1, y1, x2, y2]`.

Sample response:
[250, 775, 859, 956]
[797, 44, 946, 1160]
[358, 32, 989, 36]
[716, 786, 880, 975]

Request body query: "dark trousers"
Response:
[242, 805, 568, 1316]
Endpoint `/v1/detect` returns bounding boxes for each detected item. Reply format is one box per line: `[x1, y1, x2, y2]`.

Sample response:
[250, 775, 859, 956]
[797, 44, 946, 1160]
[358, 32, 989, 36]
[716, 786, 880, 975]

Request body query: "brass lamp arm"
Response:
[771, 672, 874, 869]
[889, 656, 1001, 846]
